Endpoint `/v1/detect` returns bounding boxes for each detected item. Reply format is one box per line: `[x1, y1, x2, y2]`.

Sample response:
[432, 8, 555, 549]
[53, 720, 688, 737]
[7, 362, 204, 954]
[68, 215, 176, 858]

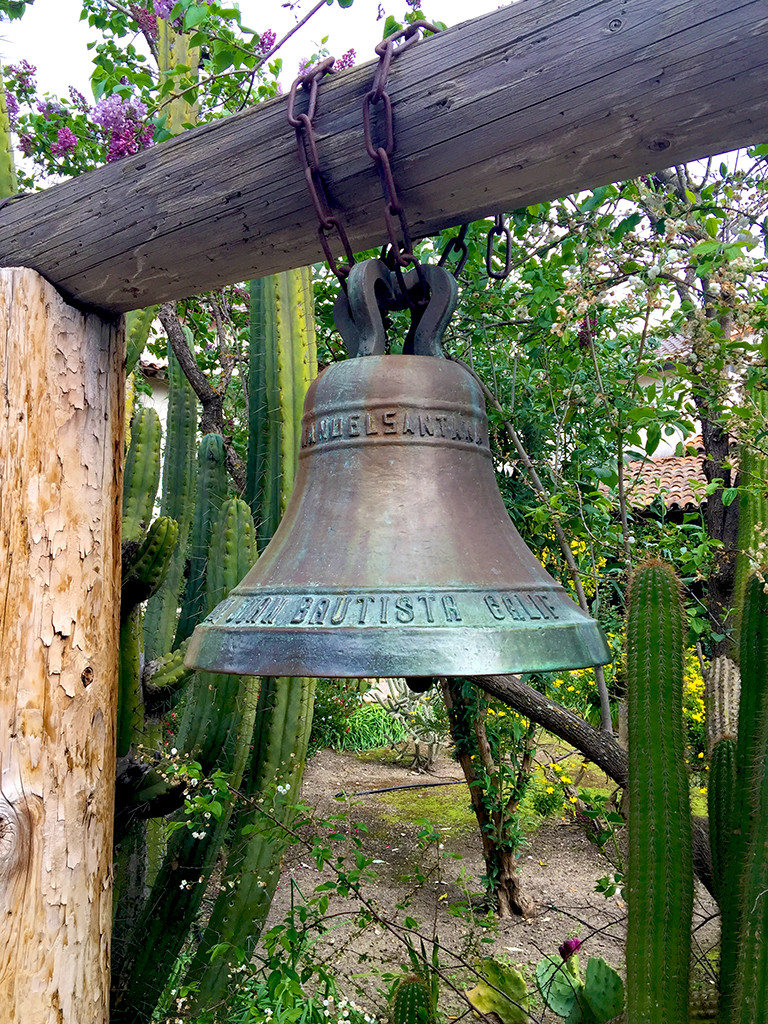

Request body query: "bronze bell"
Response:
[186, 261, 611, 679]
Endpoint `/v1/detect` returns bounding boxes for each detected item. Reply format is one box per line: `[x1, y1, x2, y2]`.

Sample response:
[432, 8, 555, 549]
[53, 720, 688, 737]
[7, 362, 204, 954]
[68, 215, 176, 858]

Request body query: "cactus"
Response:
[175, 432, 229, 646]
[122, 406, 162, 544]
[121, 514, 179, 616]
[625, 558, 692, 1024]
[112, 265, 318, 1021]
[0, 66, 18, 199]
[732, 388, 768, 648]
[175, 497, 257, 768]
[707, 736, 737, 906]
[124, 305, 160, 375]
[468, 958, 529, 1024]
[250, 267, 317, 548]
[391, 975, 433, 1024]
[718, 572, 768, 1023]
[142, 342, 198, 660]
[535, 954, 622, 1024]
[183, 269, 318, 1013]
[111, 497, 260, 1023]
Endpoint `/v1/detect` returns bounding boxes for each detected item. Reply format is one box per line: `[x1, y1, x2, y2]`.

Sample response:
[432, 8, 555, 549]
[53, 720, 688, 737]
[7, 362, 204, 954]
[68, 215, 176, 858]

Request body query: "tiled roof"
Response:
[624, 449, 707, 509]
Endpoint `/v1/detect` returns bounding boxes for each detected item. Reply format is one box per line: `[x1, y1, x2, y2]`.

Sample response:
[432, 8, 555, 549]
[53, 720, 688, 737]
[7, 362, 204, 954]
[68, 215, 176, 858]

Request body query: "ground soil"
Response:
[267, 746, 719, 1022]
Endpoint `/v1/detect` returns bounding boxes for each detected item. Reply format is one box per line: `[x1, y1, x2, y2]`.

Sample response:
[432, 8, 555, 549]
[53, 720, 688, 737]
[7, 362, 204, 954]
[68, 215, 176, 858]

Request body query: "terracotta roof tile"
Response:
[625, 451, 707, 509]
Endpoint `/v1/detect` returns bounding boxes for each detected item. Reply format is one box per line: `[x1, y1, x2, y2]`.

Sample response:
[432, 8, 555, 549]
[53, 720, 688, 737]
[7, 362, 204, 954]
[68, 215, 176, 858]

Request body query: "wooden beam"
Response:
[0, 0, 766, 313]
[0, 269, 123, 1022]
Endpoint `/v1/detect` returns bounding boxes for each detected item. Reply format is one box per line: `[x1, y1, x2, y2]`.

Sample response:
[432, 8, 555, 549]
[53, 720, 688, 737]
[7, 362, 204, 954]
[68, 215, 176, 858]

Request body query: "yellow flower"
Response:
[567, 685, 576, 692]
[569, 796, 578, 804]
[546, 786, 554, 794]
[697, 752, 704, 759]
[497, 711, 506, 717]
[560, 775, 573, 784]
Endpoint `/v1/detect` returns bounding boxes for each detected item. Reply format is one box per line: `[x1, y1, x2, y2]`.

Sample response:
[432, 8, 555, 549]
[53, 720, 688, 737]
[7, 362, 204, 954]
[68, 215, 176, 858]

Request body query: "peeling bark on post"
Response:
[0, 269, 123, 1023]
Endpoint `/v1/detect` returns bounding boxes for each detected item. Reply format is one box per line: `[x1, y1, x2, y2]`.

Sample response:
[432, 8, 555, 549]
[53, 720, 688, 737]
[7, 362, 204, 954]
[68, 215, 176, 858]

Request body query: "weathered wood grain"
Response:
[0, 269, 123, 1022]
[0, 0, 766, 313]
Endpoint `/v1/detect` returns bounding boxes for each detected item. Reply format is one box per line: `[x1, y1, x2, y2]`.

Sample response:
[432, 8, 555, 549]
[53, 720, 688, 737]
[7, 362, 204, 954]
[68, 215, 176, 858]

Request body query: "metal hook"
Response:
[401, 264, 458, 358]
[333, 259, 398, 357]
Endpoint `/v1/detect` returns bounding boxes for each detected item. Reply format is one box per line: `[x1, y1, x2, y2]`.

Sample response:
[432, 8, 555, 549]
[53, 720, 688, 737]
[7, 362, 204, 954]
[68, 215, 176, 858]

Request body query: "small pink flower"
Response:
[559, 937, 582, 961]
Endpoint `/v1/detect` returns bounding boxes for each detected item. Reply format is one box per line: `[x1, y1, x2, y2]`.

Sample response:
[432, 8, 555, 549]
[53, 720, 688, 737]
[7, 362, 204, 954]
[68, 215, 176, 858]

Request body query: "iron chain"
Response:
[287, 56, 355, 285]
[363, 21, 439, 304]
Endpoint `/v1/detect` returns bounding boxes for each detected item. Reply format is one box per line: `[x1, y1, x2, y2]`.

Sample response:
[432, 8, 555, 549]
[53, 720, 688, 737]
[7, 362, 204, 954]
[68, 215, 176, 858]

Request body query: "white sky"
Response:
[1, 0, 506, 97]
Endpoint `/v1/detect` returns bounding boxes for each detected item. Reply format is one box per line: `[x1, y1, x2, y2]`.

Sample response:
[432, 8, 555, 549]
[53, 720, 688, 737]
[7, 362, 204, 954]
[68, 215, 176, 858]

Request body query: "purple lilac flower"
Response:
[335, 48, 355, 70]
[4, 90, 19, 128]
[51, 126, 78, 157]
[154, 0, 174, 19]
[37, 99, 64, 121]
[92, 93, 152, 163]
[256, 29, 276, 56]
[7, 60, 36, 93]
[558, 937, 582, 962]
[68, 86, 90, 112]
[297, 57, 315, 75]
[130, 5, 158, 41]
[18, 132, 34, 157]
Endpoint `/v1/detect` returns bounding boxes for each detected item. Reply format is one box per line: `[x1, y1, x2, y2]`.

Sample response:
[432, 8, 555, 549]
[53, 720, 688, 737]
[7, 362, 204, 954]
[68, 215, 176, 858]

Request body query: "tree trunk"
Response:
[0, 269, 123, 1022]
[440, 678, 535, 919]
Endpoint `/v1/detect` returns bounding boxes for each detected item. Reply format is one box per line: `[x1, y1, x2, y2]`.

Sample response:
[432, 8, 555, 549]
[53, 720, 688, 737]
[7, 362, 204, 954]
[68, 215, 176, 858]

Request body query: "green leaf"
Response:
[337, 0, 355, 6]
[722, 487, 738, 506]
[184, 4, 209, 29]
[613, 212, 641, 241]
[466, 959, 529, 1024]
[581, 185, 611, 212]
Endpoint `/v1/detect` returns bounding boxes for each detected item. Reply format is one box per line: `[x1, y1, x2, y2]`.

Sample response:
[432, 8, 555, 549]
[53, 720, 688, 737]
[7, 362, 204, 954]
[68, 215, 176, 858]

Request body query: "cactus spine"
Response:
[625, 559, 692, 1024]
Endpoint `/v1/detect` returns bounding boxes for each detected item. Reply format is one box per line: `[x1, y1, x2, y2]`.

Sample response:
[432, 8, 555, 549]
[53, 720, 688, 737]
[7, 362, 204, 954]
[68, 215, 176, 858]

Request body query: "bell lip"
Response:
[184, 622, 612, 679]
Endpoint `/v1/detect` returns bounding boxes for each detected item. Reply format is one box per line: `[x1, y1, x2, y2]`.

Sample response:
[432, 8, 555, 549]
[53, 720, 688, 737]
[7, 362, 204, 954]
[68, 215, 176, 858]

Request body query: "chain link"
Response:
[486, 212, 512, 280]
[438, 223, 469, 279]
[287, 56, 355, 285]
[363, 21, 439, 305]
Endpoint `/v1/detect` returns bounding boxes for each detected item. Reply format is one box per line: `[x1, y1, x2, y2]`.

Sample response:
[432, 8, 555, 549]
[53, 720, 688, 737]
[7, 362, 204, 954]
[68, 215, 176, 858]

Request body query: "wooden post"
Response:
[0, 269, 123, 1022]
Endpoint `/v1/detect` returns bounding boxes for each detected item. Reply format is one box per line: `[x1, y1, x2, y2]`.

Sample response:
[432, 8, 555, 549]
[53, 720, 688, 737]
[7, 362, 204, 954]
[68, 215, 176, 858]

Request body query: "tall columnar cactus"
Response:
[142, 343, 198, 661]
[705, 655, 740, 908]
[249, 267, 317, 548]
[184, 267, 318, 1013]
[717, 572, 768, 1023]
[112, 267, 319, 1021]
[732, 388, 768, 647]
[174, 432, 229, 646]
[625, 559, 693, 1024]
[112, 497, 261, 1024]
[0, 66, 18, 199]
[124, 305, 160, 375]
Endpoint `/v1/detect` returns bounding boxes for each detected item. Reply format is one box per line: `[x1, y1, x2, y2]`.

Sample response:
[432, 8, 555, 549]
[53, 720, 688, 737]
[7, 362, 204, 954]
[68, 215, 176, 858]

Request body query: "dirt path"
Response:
[267, 748, 691, 1019]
